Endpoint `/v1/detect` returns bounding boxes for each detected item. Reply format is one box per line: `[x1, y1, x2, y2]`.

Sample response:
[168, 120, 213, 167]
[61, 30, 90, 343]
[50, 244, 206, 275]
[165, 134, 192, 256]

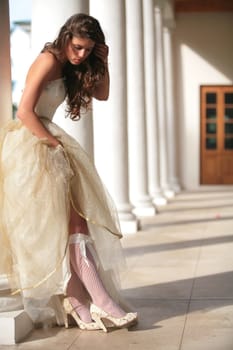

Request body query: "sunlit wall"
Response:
[174, 12, 233, 189]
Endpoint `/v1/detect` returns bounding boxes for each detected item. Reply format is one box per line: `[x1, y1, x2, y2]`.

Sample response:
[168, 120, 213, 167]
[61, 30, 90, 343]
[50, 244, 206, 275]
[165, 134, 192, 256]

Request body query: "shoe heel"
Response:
[91, 313, 108, 333]
[61, 309, 69, 329]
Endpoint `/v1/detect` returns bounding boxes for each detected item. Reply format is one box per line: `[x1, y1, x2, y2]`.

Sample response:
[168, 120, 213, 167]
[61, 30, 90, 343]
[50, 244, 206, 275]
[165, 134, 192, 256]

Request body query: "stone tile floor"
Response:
[1, 188, 233, 349]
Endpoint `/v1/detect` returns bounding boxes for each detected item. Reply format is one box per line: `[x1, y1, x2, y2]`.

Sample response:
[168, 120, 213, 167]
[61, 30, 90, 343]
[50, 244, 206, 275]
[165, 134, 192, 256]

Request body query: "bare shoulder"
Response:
[26, 52, 62, 85]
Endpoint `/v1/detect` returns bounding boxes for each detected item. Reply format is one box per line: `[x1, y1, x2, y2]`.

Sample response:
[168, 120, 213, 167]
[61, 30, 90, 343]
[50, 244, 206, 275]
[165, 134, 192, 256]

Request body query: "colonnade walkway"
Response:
[1, 188, 233, 349]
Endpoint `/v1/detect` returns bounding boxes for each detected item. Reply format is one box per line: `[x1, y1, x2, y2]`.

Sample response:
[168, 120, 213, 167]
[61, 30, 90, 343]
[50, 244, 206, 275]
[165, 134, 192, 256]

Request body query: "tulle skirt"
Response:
[0, 117, 125, 324]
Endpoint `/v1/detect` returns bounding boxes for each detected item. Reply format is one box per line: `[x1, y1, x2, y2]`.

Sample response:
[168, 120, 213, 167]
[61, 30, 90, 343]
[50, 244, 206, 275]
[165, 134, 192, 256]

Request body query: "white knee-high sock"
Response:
[66, 263, 93, 323]
[69, 233, 125, 318]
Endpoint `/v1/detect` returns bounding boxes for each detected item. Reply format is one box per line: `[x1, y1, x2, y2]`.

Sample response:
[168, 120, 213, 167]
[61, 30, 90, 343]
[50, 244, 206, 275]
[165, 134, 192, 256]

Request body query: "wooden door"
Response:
[201, 86, 233, 184]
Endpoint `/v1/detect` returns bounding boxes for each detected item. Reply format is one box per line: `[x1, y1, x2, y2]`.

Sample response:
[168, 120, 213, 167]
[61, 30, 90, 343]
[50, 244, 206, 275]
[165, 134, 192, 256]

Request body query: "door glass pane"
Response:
[225, 93, 233, 104]
[225, 108, 233, 120]
[225, 123, 233, 134]
[206, 93, 216, 104]
[206, 108, 216, 119]
[206, 123, 216, 134]
[206, 137, 216, 149]
[225, 138, 233, 149]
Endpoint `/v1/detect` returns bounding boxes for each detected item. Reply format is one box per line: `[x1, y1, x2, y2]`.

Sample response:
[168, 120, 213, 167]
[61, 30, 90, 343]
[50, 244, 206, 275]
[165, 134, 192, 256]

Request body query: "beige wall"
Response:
[174, 13, 233, 189]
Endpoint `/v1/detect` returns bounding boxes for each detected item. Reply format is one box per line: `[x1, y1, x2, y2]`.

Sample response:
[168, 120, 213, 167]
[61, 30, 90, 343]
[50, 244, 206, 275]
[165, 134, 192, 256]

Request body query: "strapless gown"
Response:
[0, 78, 125, 324]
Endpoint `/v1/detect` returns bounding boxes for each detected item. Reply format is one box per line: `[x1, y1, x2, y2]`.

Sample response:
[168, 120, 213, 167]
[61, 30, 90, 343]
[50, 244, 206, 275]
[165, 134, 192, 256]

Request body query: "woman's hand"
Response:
[92, 43, 110, 100]
[49, 139, 62, 148]
[94, 43, 109, 64]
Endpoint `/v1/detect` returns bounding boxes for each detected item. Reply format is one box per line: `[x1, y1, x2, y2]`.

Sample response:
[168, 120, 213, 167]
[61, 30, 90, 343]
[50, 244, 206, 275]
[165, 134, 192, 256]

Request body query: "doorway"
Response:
[200, 86, 233, 184]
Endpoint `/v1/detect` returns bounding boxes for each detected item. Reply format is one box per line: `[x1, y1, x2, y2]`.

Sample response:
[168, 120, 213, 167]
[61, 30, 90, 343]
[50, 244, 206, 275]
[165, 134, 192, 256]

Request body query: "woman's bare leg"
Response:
[69, 205, 88, 235]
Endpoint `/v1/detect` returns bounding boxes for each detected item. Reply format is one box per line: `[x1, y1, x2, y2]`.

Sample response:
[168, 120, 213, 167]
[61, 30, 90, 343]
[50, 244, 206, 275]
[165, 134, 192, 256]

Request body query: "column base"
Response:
[172, 184, 182, 193]
[132, 206, 156, 217]
[0, 310, 33, 344]
[164, 189, 176, 198]
[152, 195, 167, 206]
[120, 218, 139, 234]
[170, 178, 182, 193]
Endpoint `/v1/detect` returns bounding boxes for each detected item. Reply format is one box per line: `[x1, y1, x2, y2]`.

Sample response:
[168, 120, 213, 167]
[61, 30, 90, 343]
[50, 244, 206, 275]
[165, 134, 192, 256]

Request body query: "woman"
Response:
[0, 13, 137, 332]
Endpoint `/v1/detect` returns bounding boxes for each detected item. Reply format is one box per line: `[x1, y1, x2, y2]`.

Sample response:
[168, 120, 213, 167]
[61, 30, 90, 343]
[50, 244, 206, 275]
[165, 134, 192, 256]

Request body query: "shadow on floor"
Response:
[123, 270, 233, 331]
[124, 233, 233, 256]
[140, 214, 233, 230]
[156, 202, 233, 213]
[169, 194, 233, 203]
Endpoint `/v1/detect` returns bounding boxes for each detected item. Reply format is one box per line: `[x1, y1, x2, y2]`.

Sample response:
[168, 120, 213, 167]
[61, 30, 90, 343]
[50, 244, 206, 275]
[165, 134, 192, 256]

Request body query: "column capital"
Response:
[163, 0, 176, 29]
[154, 0, 173, 8]
[163, 19, 176, 30]
[154, 0, 165, 9]
[154, 0, 173, 11]
[154, 0, 176, 29]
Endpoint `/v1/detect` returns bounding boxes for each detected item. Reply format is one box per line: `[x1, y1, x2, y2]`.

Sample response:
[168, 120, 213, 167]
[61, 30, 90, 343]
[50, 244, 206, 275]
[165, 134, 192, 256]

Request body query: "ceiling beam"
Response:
[175, 0, 233, 12]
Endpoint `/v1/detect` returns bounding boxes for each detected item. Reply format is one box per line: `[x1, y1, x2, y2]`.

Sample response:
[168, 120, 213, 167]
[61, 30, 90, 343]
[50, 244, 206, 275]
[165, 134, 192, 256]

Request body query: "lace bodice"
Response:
[35, 78, 66, 121]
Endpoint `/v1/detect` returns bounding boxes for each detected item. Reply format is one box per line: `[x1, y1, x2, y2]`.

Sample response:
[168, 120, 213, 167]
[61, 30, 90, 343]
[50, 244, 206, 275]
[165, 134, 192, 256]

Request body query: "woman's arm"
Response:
[17, 53, 61, 147]
[92, 44, 110, 101]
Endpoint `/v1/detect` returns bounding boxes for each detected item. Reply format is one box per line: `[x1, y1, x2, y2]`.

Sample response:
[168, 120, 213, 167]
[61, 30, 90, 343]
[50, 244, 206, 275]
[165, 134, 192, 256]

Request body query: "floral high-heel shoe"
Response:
[90, 304, 138, 332]
[62, 298, 104, 331]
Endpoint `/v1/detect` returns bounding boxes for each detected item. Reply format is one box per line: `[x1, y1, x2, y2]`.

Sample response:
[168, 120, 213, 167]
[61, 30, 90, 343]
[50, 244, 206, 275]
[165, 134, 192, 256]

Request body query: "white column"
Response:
[143, 0, 167, 206]
[163, 19, 181, 193]
[154, 0, 174, 198]
[90, 0, 138, 234]
[126, 0, 156, 217]
[31, 0, 94, 158]
[0, 0, 12, 126]
[54, 107, 94, 160]
[31, 0, 89, 53]
[0, 3, 34, 345]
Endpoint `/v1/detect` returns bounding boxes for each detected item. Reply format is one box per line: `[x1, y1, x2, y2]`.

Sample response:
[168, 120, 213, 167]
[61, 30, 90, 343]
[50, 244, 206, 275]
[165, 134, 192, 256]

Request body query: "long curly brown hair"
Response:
[42, 13, 107, 120]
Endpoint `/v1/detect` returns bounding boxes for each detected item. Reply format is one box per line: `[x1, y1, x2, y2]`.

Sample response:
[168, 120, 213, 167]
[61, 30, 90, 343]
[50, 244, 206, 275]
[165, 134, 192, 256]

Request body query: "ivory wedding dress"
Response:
[0, 78, 125, 324]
